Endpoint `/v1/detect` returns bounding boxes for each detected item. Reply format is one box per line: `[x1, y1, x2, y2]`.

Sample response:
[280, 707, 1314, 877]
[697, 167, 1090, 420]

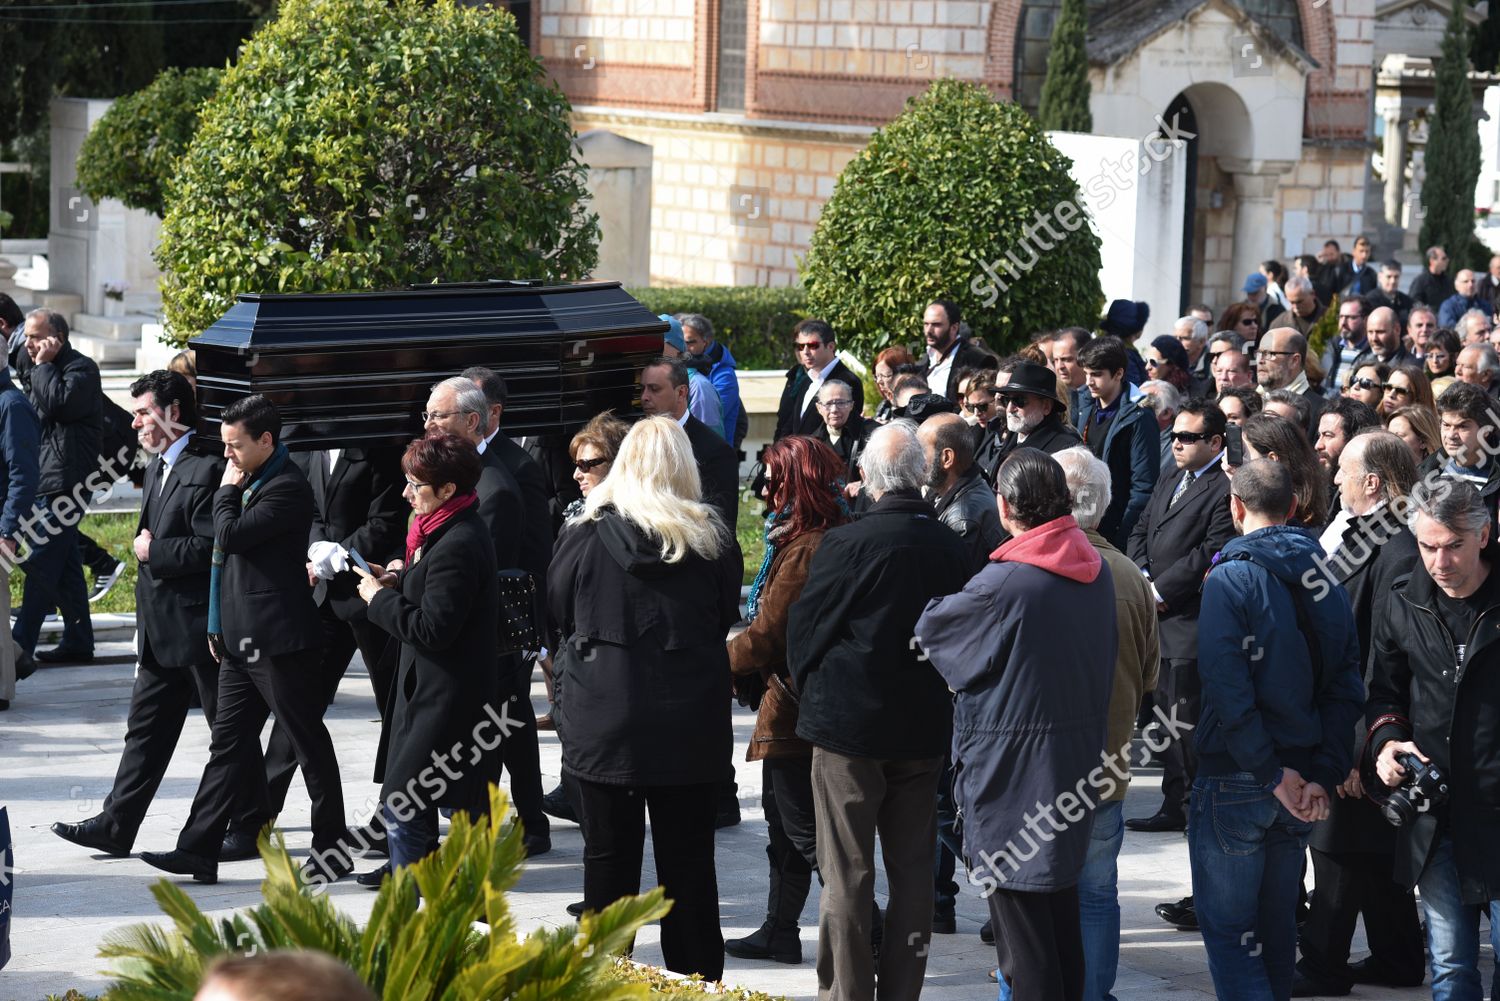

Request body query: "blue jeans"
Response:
[994, 800, 1124, 1001]
[382, 803, 439, 871]
[1188, 774, 1311, 1001]
[1416, 833, 1500, 1001]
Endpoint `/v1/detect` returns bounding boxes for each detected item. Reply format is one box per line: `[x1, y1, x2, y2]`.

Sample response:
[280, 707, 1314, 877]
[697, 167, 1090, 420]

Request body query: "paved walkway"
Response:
[0, 647, 1453, 1001]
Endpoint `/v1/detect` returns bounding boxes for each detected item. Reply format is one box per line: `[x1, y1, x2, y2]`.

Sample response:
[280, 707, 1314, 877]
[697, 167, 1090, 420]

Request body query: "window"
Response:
[717, 0, 748, 112]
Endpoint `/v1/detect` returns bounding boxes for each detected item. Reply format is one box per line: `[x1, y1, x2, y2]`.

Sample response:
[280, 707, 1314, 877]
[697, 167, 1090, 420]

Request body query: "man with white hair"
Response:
[1439, 268, 1494, 329]
[1459, 308, 1493, 346]
[1268, 276, 1326, 337]
[1454, 343, 1499, 396]
[789, 421, 971, 1001]
[1138, 379, 1183, 477]
[1174, 316, 1213, 394]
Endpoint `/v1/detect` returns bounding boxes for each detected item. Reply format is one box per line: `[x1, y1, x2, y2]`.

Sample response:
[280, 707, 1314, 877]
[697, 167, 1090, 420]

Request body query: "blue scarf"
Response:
[208, 443, 290, 642]
[745, 484, 852, 623]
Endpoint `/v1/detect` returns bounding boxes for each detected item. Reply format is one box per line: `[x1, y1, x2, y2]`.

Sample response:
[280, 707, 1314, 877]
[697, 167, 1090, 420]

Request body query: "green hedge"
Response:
[626, 285, 808, 371]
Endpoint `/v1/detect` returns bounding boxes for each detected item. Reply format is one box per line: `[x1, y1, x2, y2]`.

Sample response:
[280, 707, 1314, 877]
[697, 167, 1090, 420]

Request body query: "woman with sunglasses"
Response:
[725, 435, 852, 965]
[1144, 334, 1194, 394]
[563, 411, 630, 522]
[963, 375, 1000, 430]
[1425, 328, 1460, 396]
[1343, 361, 1389, 409]
[1378, 362, 1434, 417]
[1217, 302, 1262, 345]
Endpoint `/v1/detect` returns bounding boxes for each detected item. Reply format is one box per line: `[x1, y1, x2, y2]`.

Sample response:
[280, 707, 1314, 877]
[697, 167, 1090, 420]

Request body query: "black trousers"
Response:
[1158, 657, 1200, 818]
[988, 885, 1085, 1001]
[764, 755, 817, 874]
[575, 778, 723, 981]
[251, 607, 392, 822]
[78, 532, 118, 576]
[1297, 846, 1426, 987]
[498, 657, 547, 840]
[178, 649, 346, 858]
[98, 655, 222, 848]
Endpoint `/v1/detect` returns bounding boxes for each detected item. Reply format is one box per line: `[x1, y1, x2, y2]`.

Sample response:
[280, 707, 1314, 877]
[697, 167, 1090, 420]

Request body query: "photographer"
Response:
[1369, 478, 1500, 1000]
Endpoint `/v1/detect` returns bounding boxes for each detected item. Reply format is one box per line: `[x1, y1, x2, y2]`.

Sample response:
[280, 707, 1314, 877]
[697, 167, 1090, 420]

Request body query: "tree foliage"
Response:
[76, 68, 222, 219]
[1037, 0, 1093, 133]
[1421, 0, 1488, 266]
[801, 80, 1103, 360]
[99, 786, 669, 1001]
[154, 0, 599, 339]
[627, 285, 808, 370]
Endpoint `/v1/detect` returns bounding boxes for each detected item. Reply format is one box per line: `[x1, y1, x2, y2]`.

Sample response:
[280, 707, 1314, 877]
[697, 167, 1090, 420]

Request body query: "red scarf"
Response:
[406, 490, 477, 564]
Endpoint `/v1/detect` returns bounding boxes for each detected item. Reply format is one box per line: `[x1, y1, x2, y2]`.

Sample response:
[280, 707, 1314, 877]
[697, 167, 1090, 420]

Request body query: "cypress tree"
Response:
[1037, 0, 1093, 132]
[1420, 0, 1484, 264]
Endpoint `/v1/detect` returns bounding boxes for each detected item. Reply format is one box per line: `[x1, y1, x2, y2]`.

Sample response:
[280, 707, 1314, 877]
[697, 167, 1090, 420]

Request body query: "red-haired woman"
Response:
[1218, 302, 1262, 346]
[873, 345, 917, 423]
[725, 435, 852, 964]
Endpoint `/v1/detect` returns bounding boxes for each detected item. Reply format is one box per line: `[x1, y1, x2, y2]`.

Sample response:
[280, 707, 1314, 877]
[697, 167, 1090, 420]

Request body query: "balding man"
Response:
[1267, 276, 1325, 337]
[1454, 343, 1499, 396]
[1439, 268, 1494, 328]
[1364, 306, 1412, 367]
[919, 413, 1002, 574]
[1256, 328, 1326, 436]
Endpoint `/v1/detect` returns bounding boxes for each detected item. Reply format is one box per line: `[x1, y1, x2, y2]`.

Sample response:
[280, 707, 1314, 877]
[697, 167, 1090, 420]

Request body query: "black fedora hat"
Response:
[1000, 362, 1063, 405]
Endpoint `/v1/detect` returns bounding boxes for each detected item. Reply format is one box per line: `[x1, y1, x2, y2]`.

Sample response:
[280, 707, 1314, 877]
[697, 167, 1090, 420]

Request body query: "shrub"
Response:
[626, 286, 808, 371]
[800, 79, 1103, 361]
[75, 67, 222, 219]
[1037, 0, 1092, 132]
[99, 786, 669, 1001]
[154, 0, 598, 341]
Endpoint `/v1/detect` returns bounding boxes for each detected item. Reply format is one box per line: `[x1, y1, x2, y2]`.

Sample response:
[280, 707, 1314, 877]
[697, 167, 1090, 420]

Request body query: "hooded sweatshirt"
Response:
[917, 515, 1118, 891]
[1195, 524, 1366, 792]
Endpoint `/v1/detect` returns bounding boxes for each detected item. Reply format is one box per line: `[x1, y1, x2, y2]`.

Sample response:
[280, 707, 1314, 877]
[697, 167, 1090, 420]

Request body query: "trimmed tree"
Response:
[1420, 0, 1487, 266]
[801, 79, 1103, 360]
[76, 67, 222, 219]
[155, 0, 598, 340]
[1037, 0, 1093, 133]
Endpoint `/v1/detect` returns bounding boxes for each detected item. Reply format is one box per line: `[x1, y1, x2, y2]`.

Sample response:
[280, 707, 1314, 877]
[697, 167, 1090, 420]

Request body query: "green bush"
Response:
[801, 79, 1103, 360]
[75, 67, 222, 219]
[627, 286, 808, 371]
[155, 0, 599, 342]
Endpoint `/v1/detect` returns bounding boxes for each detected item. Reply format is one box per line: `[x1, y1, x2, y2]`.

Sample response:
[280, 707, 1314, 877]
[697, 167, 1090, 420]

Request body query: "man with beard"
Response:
[988, 361, 1080, 482]
[922, 300, 996, 403]
[919, 412, 1002, 574]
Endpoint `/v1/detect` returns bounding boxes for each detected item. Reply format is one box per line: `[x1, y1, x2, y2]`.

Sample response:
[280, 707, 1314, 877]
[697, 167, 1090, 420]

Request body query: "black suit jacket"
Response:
[522, 435, 582, 533]
[212, 458, 324, 659]
[476, 445, 524, 571]
[137, 444, 223, 669]
[931, 338, 999, 403]
[486, 432, 554, 583]
[1126, 461, 1235, 660]
[773, 361, 866, 441]
[293, 447, 407, 621]
[684, 414, 740, 531]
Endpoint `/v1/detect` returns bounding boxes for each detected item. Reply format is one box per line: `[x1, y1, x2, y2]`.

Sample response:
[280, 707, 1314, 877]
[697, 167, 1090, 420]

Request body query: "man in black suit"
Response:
[921, 300, 997, 403]
[222, 441, 406, 859]
[773, 319, 864, 442]
[1126, 399, 1235, 833]
[642, 356, 741, 531]
[809, 379, 873, 486]
[141, 395, 347, 885]
[51, 371, 223, 857]
[422, 375, 549, 854]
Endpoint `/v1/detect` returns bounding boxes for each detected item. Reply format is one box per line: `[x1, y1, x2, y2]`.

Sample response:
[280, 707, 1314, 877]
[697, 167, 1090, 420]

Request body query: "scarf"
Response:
[406, 490, 478, 564]
[745, 483, 852, 623]
[208, 443, 290, 642]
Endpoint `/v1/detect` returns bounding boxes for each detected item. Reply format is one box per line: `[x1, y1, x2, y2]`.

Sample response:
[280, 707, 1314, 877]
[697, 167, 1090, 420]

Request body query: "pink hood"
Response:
[990, 515, 1101, 584]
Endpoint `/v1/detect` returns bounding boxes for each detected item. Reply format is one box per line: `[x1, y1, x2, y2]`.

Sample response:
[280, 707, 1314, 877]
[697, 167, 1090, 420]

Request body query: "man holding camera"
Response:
[1369, 478, 1500, 1001]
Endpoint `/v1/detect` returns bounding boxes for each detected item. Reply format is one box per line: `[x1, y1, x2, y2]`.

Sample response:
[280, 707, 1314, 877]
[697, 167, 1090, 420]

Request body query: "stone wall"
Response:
[1275, 145, 1372, 255]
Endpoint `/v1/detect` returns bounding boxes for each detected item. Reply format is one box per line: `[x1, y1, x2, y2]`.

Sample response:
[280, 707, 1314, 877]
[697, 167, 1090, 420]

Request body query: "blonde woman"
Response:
[547, 416, 742, 981]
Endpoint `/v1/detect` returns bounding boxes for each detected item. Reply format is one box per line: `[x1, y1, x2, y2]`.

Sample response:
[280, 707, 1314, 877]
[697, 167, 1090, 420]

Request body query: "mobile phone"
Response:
[1225, 423, 1244, 467]
[348, 548, 374, 576]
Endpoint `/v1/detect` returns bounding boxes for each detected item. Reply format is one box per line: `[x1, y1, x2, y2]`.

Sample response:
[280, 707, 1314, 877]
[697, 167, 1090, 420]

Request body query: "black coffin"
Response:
[187, 280, 666, 451]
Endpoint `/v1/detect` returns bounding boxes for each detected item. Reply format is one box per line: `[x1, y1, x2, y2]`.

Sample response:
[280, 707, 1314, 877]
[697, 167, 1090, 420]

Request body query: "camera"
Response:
[1382, 751, 1449, 827]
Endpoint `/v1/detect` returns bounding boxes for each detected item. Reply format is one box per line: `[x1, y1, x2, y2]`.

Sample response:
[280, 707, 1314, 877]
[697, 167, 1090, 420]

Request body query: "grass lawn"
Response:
[736, 489, 765, 587]
[8, 512, 139, 616]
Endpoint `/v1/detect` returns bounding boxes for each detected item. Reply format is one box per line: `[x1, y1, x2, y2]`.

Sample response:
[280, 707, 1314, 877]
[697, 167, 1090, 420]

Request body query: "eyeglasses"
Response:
[421, 409, 459, 423]
[995, 393, 1032, 409]
[817, 398, 853, 410]
[794, 341, 823, 353]
[1257, 349, 1296, 359]
[964, 399, 996, 413]
[1167, 431, 1211, 444]
[403, 477, 430, 491]
[1350, 377, 1381, 392]
[1382, 383, 1412, 398]
[573, 456, 609, 473]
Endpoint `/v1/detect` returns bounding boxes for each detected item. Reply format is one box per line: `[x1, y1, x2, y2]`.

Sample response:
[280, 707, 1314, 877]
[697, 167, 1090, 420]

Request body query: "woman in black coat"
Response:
[549, 416, 741, 981]
[355, 432, 499, 877]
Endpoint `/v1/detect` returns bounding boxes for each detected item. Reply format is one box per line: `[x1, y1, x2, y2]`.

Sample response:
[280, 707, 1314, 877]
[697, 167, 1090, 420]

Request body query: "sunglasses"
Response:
[964, 399, 995, 413]
[1350, 377, 1381, 392]
[573, 456, 609, 473]
[995, 393, 1032, 409]
[1144, 357, 1162, 368]
[1238, 317, 1259, 326]
[1382, 383, 1412, 398]
[1167, 430, 1212, 444]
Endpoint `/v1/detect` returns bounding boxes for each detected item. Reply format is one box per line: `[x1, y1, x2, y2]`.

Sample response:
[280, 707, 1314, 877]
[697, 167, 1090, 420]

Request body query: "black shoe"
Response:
[0, 698, 7, 710]
[724, 921, 802, 964]
[566, 900, 585, 918]
[356, 863, 391, 889]
[89, 560, 125, 603]
[15, 651, 37, 681]
[541, 786, 578, 824]
[141, 848, 218, 884]
[932, 913, 956, 935]
[300, 850, 354, 886]
[51, 815, 130, 857]
[1155, 896, 1198, 930]
[523, 834, 551, 857]
[1291, 972, 1351, 997]
[219, 830, 260, 862]
[980, 918, 994, 944]
[1346, 957, 1424, 988]
[35, 645, 94, 664]
[350, 825, 388, 858]
[1125, 811, 1187, 833]
[715, 803, 742, 829]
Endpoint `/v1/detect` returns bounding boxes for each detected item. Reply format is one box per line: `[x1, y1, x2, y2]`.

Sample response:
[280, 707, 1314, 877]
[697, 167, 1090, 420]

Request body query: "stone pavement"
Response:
[0, 645, 1453, 1001]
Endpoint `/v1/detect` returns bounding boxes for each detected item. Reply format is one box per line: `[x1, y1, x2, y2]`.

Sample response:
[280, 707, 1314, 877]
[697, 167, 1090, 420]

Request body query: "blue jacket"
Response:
[1073, 391, 1160, 548]
[701, 341, 744, 448]
[1195, 525, 1365, 793]
[1438, 292, 1494, 329]
[0, 370, 40, 541]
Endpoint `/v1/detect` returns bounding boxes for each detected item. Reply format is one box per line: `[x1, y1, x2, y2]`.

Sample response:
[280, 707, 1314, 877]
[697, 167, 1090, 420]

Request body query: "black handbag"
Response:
[496, 569, 540, 655]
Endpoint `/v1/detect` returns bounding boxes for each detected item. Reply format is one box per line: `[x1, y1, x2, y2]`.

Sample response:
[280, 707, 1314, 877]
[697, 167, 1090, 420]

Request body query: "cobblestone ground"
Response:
[0, 646, 1454, 1001]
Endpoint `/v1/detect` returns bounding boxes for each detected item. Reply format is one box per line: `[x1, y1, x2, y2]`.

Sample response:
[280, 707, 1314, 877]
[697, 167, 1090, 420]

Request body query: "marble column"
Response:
[1220, 159, 1293, 294]
[1383, 106, 1407, 227]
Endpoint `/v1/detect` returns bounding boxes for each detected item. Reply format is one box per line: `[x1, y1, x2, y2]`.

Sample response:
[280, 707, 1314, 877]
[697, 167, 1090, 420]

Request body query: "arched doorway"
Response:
[1164, 94, 1200, 316]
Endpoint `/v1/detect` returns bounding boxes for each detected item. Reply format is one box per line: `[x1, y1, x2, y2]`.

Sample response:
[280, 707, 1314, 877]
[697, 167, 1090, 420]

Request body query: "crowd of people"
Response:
[4, 238, 1500, 1001]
